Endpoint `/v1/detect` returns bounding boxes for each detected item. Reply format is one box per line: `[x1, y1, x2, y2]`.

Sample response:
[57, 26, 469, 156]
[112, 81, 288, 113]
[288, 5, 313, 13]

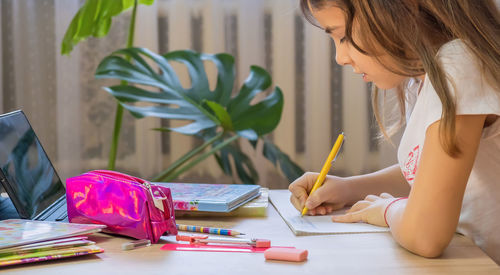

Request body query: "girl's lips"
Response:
[362, 73, 369, 82]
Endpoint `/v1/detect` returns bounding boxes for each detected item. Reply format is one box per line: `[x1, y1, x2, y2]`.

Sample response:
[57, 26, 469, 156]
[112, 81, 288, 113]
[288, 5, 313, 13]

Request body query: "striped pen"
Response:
[176, 224, 245, 236]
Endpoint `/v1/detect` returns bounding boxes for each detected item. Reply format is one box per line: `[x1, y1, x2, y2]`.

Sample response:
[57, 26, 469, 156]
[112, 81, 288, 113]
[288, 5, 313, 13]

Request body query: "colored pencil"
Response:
[176, 224, 245, 236]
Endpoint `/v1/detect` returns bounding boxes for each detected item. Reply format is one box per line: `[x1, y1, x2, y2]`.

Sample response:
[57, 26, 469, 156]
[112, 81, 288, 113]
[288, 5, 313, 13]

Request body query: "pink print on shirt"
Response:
[403, 145, 420, 184]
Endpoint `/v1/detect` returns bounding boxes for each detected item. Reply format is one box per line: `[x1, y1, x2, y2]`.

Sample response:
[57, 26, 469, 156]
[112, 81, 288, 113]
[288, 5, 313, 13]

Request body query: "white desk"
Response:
[2, 192, 499, 274]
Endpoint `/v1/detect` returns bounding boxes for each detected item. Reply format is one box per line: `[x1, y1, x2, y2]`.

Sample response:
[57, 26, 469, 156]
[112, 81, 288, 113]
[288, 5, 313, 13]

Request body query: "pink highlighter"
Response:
[264, 247, 308, 262]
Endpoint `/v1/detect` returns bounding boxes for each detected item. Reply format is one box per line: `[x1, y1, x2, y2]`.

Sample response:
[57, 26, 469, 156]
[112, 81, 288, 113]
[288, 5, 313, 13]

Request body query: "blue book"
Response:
[155, 183, 261, 212]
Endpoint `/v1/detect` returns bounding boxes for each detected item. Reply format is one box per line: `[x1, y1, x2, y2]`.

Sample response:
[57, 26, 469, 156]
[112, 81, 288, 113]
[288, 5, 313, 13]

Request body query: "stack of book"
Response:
[155, 182, 269, 217]
[0, 219, 105, 267]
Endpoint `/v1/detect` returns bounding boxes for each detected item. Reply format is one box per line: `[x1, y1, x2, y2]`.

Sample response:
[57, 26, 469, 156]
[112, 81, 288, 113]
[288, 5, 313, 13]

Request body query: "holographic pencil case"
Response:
[66, 170, 177, 243]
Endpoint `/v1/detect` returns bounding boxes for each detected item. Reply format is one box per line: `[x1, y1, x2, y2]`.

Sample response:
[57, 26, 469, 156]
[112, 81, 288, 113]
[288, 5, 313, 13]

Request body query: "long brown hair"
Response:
[300, 0, 500, 156]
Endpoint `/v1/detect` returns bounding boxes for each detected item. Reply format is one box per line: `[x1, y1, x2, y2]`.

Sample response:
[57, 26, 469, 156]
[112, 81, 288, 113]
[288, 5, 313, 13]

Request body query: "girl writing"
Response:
[289, 0, 500, 263]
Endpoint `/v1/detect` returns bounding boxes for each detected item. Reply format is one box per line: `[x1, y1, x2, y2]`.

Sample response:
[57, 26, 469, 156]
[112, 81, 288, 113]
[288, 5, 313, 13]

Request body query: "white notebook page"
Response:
[269, 190, 389, 235]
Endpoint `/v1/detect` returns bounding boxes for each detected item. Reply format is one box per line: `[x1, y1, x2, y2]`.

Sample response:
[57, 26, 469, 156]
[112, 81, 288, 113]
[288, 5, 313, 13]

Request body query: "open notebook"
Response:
[269, 190, 389, 236]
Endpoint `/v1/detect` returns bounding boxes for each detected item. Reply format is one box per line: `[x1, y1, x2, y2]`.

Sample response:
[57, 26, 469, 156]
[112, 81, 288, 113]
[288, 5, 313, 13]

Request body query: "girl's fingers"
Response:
[311, 205, 333, 215]
[306, 204, 342, 216]
[289, 185, 309, 206]
[346, 200, 370, 213]
[290, 195, 302, 211]
[380, 193, 394, 199]
[325, 205, 333, 213]
[306, 206, 319, 216]
[332, 210, 363, 223]
[364, 194, 380, 202]
[316, 206, 328, 215]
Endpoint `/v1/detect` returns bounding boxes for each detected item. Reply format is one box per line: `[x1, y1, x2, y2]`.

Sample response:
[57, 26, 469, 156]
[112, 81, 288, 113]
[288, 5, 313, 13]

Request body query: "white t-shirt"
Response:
[397, 40, 500, 264]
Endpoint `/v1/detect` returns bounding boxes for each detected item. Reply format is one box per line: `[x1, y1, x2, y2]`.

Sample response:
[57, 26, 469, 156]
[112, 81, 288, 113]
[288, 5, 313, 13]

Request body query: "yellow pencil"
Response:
[301, 132, 345, 216]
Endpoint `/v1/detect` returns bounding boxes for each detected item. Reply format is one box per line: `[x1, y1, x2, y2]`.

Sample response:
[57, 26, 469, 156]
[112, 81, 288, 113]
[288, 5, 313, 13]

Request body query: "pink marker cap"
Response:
[264, 247, 308, 262]
[176, 234, 208, 243]
[255, 239, 271, 248]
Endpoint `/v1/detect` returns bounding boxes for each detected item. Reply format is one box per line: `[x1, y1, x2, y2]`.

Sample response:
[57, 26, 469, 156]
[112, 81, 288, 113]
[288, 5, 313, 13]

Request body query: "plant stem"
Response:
[108, 0, 138, 170]
[108, 103, 123, 169]
[125, 0, 138, 51]
[151, 132, 224, 181]
[161, 134, 240, 182]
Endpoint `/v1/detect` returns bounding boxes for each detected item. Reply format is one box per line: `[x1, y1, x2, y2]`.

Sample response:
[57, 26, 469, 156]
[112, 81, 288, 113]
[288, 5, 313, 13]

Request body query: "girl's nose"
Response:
[335, 44, 352, 66]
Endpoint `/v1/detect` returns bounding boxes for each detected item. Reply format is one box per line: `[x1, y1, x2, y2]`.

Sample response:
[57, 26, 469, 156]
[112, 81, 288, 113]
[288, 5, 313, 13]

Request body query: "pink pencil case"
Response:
[66, 170, 177, 243]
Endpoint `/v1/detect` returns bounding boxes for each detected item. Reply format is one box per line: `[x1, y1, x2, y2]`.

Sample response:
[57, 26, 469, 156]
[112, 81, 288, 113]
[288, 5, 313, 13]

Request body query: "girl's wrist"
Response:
[342, 176, 367, 205]
[335, 176, 356, 206]
[384, 197, 408, 227]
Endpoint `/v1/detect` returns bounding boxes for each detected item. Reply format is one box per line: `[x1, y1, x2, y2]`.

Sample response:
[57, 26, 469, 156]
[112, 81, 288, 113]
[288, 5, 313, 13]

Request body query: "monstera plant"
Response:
[95, 48, 303, 184]
[61, 0, 303, 184]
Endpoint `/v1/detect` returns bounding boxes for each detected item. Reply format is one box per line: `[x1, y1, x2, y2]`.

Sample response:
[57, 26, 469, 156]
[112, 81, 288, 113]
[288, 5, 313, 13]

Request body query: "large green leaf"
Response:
[96, 47, 303, 184]
[61, 0, 154, 55]
[95, 47, 283, 137]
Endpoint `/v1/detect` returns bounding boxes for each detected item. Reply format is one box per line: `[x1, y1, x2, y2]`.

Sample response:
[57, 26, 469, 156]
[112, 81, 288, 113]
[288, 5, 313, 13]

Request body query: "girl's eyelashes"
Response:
[339, 37, 347, 43]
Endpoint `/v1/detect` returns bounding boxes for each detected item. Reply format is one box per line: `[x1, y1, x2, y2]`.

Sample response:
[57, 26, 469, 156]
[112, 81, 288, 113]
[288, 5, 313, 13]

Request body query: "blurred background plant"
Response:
[61, 0, 304, 184]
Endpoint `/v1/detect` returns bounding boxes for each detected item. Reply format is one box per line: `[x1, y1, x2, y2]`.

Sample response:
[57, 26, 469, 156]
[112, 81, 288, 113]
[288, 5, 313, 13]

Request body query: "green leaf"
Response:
[96, 47, 284, 138]
[103, 85, 217, 134]
[236, 129, 258, 141]
[205, 101, 233, 130]
[228, 66, 272, 119]
[228, 66, 284, 136]
[202, 54, 235, 106]
[104, 85, 182, 103]
[216, 142, 259, 185]
[152, 127, 171, 132]
[262, 138, 304, 182]
[61, 0, 154, 55]
[96, 48, 222, 135]
[232, 87, 283, 136]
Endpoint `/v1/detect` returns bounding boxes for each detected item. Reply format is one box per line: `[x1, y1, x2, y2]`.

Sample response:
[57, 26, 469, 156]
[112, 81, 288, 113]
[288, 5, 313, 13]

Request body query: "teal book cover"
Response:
[155, 183, 261, 212]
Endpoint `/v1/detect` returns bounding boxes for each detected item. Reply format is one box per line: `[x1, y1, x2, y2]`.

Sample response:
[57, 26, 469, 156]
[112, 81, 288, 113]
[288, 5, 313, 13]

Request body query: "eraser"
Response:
[264, 247, 308, 262]
[255, 239, 271, 248]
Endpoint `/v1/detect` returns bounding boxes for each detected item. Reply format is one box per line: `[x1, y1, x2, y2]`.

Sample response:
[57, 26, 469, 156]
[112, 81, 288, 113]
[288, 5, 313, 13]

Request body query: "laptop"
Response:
[0, 110, 68, 222]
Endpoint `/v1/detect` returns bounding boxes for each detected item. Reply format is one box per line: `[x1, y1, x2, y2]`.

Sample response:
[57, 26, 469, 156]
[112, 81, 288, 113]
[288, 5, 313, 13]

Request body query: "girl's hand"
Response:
[332, 193, 395, 227]
[289, 172, 352, 215]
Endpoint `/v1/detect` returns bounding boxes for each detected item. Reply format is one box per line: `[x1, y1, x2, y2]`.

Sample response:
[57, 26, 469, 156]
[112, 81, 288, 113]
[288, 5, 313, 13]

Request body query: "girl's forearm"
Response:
[344, 164, 410, 205]
[384, 116, 484, 258]
[386, 199, 455, 258]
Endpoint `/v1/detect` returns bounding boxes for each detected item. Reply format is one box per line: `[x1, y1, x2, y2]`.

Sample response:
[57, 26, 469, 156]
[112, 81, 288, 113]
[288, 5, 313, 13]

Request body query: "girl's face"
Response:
[311, 5, 407, 90]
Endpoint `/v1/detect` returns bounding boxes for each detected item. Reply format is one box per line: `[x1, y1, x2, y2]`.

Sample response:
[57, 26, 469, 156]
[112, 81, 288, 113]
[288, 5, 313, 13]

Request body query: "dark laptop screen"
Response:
[0, 110, 65, 219]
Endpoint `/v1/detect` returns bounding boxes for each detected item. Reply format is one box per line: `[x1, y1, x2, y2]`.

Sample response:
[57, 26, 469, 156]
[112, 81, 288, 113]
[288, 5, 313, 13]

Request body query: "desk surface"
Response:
[2, 196, 499, 274]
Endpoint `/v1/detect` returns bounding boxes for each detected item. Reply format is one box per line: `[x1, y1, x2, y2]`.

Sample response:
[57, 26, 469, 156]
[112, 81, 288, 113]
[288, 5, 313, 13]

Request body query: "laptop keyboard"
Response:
[55, 212, 68, 221]
[35, 196, 67, 221]
[50, 197, 68, 221]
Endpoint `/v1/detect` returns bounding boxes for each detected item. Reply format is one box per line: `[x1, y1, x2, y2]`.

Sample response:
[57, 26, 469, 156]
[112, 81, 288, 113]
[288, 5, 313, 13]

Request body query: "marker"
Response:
[176, 235, 270, 248]
[301, 132, 345, 216]
[176, 224, 245, 236]
[122, 239, 151, 250]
